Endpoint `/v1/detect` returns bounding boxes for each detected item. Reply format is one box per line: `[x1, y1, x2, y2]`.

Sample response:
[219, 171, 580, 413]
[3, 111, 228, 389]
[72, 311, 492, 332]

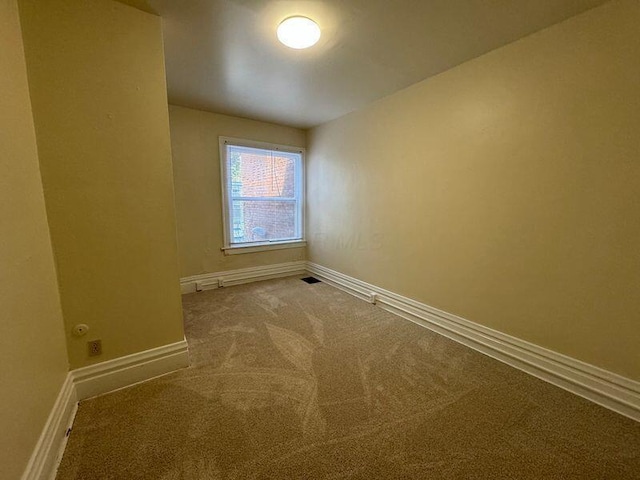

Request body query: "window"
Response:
[219, 137, 305, 254]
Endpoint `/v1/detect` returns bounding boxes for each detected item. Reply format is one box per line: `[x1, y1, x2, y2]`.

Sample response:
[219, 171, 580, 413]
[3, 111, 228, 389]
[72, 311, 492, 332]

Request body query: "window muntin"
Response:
[220, 138, 304, 250]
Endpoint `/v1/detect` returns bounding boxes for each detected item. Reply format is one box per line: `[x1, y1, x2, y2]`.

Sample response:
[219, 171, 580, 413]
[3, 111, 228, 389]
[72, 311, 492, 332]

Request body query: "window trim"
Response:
[219, 136, 306, 255]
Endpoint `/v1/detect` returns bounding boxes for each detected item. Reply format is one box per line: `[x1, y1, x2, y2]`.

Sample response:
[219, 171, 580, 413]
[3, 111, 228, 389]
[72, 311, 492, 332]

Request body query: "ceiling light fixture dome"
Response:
[277, 16, 321, 49]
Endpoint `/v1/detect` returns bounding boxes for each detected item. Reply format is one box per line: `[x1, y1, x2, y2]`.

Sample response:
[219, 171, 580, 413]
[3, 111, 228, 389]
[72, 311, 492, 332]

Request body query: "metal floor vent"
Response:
[301, 276, 321, 284]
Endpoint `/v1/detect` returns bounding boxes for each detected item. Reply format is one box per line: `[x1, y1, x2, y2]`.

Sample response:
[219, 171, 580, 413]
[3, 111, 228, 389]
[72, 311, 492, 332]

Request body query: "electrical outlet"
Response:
[88, 339, 102, 357]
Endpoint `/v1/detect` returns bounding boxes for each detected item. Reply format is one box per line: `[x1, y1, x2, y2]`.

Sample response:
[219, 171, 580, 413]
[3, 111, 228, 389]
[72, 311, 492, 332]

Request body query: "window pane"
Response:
[228, 146, 297, 198]
[231, 200, 297, 243]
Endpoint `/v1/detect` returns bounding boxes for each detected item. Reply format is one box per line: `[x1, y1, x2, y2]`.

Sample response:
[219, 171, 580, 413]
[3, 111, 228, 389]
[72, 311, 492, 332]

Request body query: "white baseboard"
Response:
[22, 340, 190, 479]
[306, 262, 640, 422]
[180, 260, 307, 294]
[71, 339, 190, 400]
[21, 373, 78, 480]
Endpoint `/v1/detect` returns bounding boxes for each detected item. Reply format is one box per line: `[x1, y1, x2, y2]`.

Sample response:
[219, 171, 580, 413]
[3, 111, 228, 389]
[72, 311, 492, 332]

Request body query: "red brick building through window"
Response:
[224, 142, 302, 246]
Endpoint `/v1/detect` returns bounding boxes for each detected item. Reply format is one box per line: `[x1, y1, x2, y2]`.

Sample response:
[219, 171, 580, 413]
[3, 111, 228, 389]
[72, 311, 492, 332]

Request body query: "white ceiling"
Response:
[143, 0, 608, 129]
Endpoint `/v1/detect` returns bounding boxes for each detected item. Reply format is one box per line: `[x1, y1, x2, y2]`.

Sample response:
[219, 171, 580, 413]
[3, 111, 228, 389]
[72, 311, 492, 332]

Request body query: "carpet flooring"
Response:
[56, 276, 640, 479]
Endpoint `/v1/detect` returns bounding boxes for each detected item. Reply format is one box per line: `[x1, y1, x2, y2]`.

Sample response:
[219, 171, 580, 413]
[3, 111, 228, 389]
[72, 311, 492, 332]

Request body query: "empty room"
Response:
[2, 0, 639, 478]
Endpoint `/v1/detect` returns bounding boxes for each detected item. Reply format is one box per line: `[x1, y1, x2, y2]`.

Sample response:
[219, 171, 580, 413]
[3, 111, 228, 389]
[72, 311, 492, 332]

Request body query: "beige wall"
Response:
[19, 0, 184, 368]
[0, 0, 69, 477]
[307, 0, 640, 380]
[169, 105, 306, 278]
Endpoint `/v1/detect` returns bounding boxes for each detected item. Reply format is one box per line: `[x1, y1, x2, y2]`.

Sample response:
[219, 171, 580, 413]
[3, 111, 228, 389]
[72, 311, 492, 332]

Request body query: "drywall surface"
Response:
[19, 0, 184, 368]
[0, 0, 69, 477]
[307, 0, 640, 380]
[169, 105, 306, 278]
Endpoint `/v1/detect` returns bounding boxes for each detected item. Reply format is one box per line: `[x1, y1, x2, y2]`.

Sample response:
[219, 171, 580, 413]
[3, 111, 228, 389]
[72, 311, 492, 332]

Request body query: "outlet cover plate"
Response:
[88, 339, 102, 357]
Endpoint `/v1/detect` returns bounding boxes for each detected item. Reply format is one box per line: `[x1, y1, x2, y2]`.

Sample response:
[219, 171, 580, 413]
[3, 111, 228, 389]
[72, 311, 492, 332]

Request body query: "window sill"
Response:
[221, 240, 307, 255]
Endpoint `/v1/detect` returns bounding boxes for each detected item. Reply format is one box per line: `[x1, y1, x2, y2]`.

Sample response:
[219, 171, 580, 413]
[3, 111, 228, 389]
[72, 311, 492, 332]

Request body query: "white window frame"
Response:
[219, 136, 306, 255]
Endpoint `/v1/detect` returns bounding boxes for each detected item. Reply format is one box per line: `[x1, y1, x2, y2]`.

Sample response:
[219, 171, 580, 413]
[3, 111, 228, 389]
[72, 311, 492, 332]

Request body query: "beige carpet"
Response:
[56, 276, 640, 479]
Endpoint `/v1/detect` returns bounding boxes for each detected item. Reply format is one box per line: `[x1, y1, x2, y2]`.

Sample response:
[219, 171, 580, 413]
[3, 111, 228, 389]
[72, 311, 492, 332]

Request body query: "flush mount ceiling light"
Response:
[277, 16, 321, 49]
